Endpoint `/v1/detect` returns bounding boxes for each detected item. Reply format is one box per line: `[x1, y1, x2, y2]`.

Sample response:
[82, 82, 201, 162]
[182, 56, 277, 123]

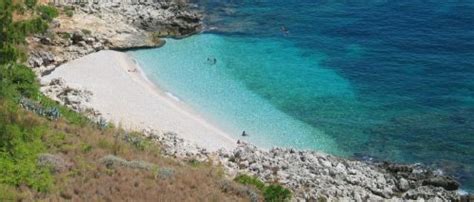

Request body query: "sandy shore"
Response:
[41, 50, 237, 151]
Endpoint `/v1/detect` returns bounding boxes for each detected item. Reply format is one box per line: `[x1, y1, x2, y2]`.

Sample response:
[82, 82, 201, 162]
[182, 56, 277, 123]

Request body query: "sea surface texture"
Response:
[130, 1, 474, 191]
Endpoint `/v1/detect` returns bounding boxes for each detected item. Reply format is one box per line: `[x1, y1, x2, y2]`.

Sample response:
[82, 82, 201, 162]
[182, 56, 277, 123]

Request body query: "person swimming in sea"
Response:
[207, 57, 217, 65]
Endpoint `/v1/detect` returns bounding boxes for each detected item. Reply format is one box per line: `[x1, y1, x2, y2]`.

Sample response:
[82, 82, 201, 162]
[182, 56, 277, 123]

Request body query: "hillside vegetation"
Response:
[0, 0, 286, 201]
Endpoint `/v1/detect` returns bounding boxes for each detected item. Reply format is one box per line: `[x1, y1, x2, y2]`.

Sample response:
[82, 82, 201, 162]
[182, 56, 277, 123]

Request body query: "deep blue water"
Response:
[131, 1, 474, 191]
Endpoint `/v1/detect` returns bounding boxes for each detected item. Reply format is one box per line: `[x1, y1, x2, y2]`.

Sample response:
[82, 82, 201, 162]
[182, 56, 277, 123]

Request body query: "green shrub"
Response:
[234, 174, 265, 191]
[263, 184, 292, 202]
[39, 95, 90, 126]
[122, 131, 152, 151]
[65, 10, 73, 17]
[24, 0, 37, 9]
[64, 6, 74, 17]
[187, 158, 202, 167]
[58, 32, 71, 39]
[37, 5, 58, 22]
[0, 102, 53, 192]
[234, 174, 292, 202]
[0, 46, 25, 65]
[98, 139, 113, 150]
[0, 64, 40, 99]
[81, 144, 93, 153]
[0, 0, 57, 193]
[13, 18, 49, 39]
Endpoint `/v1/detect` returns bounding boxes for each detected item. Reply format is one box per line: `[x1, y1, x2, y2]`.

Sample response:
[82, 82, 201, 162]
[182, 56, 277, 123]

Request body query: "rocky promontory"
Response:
[27, 0, 202, 75]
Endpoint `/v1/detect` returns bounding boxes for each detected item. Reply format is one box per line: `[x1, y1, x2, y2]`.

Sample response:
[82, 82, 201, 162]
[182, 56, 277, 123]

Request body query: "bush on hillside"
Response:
[263, 184, 292, 202]
[0, 101, 53, 192]
[0, 63, 40, 99]
[234, 174, 266, 191]
[64, 6, 74, 17]
[234, 174, 292, 202]
[37, 5, 58, 22]
[24, 0, 37, 9]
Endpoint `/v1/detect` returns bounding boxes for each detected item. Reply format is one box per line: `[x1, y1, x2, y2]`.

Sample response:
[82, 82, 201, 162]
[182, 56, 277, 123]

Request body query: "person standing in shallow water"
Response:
[242, 131, 248, 137]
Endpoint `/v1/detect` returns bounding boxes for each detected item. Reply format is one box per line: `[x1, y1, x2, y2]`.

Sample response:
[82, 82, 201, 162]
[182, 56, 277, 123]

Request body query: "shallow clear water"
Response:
[130, 1, 474, 191]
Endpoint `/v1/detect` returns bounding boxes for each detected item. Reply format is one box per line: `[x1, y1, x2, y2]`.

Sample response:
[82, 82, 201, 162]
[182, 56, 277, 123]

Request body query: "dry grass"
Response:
[10, 111, 255, 201]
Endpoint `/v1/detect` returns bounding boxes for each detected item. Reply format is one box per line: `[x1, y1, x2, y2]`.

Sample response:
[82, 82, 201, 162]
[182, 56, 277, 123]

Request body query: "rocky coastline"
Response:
[144, 127, 462, 201]
[28, 1, 469, 201]
[27, 0, 201, 76]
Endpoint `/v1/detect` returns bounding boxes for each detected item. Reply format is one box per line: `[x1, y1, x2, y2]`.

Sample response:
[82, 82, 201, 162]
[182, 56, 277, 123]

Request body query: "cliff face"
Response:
[27, 0, 202, 75]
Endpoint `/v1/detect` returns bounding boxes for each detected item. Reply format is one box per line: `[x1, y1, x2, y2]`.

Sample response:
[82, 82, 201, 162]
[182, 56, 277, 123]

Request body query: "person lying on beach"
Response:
[128, 68, 138, 72]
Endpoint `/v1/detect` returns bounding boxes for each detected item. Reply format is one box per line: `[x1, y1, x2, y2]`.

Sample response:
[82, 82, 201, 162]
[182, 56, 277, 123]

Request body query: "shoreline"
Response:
[38, 50, 464, 200]
[27, 1, 469, 200]
[41, 50, 237, 151]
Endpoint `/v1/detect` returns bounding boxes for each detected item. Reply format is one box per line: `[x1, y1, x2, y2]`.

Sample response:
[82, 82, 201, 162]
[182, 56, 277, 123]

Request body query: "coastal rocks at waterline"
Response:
[217, 142, 460, 201]
[139, 127, 461, 201]
[81, 1, 204, 38]
[27, 1, 201, 75]
[38, 77, 464, 201]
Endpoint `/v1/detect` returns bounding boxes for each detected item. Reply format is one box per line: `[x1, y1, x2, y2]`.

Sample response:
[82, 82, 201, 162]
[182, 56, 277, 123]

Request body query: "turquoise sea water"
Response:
[130, 1, 474, 191]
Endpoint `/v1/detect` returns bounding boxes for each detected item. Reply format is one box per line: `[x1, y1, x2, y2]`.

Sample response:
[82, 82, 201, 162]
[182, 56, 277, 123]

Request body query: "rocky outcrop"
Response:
[27, 1, 201, 75]
[90, 1, 203, 38]
[142, 129, 211, 162]
[214, 142, 461, 201]
[41, 78, 100, 118]
[138, 128, 462, 201]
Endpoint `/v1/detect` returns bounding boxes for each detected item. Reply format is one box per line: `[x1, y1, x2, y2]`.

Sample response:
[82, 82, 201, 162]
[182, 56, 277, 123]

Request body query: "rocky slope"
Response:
[28, 1, 469, 201]
[27, 0, 202, 75]
[140, 128, 462, 201]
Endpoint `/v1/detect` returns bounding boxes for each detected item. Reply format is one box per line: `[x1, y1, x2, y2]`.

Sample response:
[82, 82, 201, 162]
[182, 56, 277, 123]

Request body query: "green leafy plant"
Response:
[263, 184, 292, 202]
[37, 5, 58, 22]
[24, 0, 37, 9]
[234, 174, 292, 202]
[0, 0, 58, 192]
[0, 102, 53, 192]
[64, 6, 74, 17]
[81, 144, 93, 153]
[234, 174, 265, 191]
